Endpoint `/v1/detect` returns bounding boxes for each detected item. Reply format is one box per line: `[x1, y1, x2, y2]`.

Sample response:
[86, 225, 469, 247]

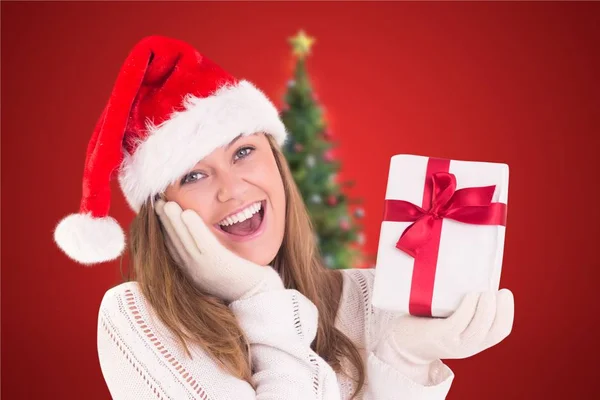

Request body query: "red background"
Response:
[2, 1, 599, 399]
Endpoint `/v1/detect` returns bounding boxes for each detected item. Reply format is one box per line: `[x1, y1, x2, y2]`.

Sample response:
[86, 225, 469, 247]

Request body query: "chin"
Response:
[235, 244, 279, 267]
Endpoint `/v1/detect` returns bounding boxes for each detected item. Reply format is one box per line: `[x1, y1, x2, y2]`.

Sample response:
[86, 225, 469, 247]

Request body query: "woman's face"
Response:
[164, 133, 286, 266]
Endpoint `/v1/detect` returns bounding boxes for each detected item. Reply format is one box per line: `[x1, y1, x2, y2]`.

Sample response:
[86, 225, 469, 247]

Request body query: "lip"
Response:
[213, 200, 267, 243]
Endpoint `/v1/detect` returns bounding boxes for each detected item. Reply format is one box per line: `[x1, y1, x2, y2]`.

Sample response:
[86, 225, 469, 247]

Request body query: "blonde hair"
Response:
[126, 134, 365, 398]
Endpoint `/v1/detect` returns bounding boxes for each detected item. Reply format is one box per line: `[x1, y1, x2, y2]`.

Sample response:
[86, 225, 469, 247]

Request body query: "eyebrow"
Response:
[225, 134, 243, 150]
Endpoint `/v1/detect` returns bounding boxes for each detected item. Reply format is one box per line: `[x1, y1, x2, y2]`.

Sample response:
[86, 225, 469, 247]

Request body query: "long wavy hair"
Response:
[126, 134, 365, 398]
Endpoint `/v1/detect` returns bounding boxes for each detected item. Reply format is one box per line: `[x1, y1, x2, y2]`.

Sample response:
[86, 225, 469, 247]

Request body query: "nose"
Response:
[216, 169, 247, 203]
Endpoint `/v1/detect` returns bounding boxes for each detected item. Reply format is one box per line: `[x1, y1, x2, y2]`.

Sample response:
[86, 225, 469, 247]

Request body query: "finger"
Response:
[483, 289, 515, 348]
[154, 198, 166, 216]
[154, 200, 171, 231]
[153, 200, 186, 264]
[163, 202, 203, 261]
[155, 200, 173, 229]
[460, 291, 497, 344]
[180, 208, 222, 255]
[443, 292, 481, 336]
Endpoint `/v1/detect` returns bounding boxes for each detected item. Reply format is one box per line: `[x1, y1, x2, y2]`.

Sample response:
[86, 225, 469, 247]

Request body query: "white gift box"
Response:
[371, 154, 509, 318]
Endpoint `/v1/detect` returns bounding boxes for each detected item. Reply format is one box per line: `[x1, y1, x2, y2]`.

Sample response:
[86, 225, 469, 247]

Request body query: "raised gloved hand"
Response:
[154, 200, 284, 303]
[374, 289, 514, 384]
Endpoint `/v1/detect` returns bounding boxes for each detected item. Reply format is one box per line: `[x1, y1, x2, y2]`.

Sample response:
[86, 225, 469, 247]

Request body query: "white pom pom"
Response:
[53, 213, 125, 265]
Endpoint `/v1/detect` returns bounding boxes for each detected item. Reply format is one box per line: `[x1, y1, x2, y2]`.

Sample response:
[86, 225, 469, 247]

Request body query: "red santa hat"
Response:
[53, 35, 288, 265]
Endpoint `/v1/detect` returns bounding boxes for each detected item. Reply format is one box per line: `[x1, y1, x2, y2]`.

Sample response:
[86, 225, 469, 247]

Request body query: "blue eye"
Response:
[181, 171, 206, 185]
[234, 146, 254, 161]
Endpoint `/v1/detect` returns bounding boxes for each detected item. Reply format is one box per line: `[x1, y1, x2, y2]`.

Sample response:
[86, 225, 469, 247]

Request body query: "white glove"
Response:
[154, 200, 284, 303]
[375, 289, 514, 384]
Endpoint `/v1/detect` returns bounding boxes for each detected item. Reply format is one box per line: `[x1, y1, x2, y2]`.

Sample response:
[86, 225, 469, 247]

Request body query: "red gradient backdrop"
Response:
[2, 1, 599, 399]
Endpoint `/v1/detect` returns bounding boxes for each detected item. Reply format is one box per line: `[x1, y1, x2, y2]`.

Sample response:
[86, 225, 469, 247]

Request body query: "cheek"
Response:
[264, 170, 286, 231]
[256, 162, 283, 194]
[247, 161, 286, 227]
[273, 176, 286, 217]
[165, 187, 214, 223]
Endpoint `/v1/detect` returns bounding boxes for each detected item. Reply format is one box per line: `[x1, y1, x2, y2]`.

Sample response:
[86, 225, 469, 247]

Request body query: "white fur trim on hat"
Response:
[53, 213, 126, 265]
[117, 80, 288, 212]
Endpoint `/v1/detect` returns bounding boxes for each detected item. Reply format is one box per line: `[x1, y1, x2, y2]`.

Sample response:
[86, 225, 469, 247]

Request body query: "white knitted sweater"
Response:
[97, 268, 454, 399]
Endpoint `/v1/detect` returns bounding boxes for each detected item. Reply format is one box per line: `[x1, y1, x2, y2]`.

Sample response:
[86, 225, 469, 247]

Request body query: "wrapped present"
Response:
[371, 155, 509, 318]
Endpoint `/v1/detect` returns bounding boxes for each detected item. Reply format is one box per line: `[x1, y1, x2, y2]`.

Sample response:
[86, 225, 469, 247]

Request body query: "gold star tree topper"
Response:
[289, 30, 315, 59]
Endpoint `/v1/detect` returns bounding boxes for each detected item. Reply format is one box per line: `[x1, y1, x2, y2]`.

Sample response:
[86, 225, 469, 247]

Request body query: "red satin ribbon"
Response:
[383, 158, 507, 316]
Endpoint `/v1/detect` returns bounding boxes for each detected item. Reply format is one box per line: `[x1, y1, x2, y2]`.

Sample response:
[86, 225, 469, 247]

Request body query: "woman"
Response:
[54, 35, 514, 399]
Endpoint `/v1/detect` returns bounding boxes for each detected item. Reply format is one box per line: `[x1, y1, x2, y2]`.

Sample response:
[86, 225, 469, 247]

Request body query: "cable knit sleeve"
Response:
[336, 269, 454, 399]
[97, 282, 257, 399]
[97, 282, 341, 400]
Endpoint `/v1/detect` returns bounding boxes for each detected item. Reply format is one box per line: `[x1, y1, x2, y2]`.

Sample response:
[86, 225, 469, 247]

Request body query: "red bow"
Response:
[384, 172, 507, 258]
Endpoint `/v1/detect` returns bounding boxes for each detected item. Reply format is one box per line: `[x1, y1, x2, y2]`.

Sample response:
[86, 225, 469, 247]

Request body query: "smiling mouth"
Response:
[217, 200, 266, 237]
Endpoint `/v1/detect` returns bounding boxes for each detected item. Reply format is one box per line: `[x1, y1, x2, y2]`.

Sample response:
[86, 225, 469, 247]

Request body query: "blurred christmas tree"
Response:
[281, 30, 367, 270]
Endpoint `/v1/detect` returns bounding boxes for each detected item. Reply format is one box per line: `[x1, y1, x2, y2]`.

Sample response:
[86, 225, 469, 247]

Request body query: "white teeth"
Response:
[218, 202, 262, 227]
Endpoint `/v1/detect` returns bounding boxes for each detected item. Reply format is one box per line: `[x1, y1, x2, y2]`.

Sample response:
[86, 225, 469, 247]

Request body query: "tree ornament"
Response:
[323, 149, 334, 162]
[354, 207, 365, 218]
[309, 194, 322, 204]
[327, 195, 337, 206]
[357, 232, 366, 245]
[294, 143, 304, 152]
[306, 154, 316, 168]
[288, 30, 316, 59]
[340, 219, 350, 231]
[323, 254, 334, 268]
